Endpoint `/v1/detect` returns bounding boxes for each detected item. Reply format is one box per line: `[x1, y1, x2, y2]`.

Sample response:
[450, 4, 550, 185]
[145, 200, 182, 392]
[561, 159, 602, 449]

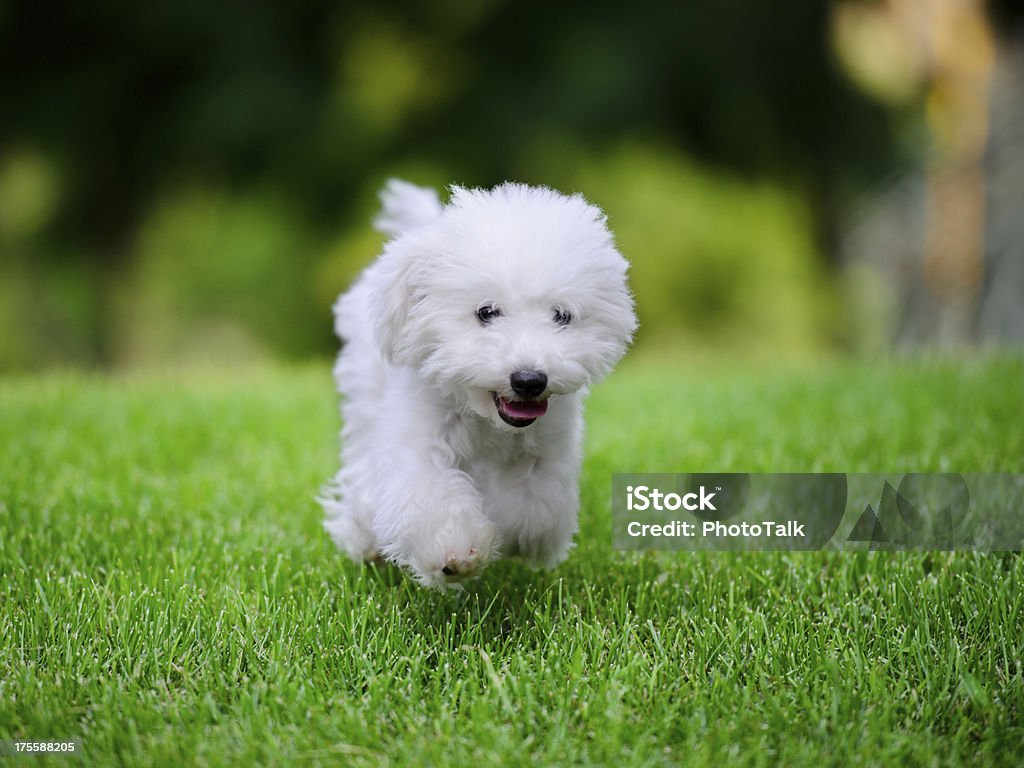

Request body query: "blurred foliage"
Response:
[578, 145, 839, 355]
[115, 189, 323, 365]
[1, 0, 917, 370]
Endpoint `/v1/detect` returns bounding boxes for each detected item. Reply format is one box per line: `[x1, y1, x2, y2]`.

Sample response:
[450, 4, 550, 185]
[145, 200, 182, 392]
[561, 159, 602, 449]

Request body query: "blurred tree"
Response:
[835, 0, 1024, 348]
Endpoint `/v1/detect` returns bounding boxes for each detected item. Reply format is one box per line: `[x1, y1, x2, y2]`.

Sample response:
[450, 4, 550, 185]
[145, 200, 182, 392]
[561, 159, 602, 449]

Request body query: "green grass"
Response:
[1, 355, 1023, 766]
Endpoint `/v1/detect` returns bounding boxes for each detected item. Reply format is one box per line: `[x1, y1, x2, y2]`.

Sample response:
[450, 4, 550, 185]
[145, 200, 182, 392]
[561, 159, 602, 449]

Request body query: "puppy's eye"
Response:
[476, 304, 502, 324]
[553, 308, 572, 326]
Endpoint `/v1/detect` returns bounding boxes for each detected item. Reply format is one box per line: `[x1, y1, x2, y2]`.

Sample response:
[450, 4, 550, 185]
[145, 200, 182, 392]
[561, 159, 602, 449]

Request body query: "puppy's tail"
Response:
[373, 179, 443, 238]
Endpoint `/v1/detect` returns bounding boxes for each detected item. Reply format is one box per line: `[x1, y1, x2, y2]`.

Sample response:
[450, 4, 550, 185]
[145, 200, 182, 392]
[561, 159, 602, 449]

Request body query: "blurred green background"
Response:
[2, 0, 1022, 371]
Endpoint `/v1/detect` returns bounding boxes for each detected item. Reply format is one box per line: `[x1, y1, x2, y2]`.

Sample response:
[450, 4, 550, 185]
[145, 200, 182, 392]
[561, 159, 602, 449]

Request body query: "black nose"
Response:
[510, 370, 548, 398]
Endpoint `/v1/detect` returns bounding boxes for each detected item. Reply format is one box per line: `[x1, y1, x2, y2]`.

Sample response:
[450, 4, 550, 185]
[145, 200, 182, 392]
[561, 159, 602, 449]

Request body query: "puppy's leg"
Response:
[502, 459, 581, 570]
[374, 449, 499, 589]
[483, 407, 584, 569]
[321, 328, 385, 563]
[321, 461, 381, 563]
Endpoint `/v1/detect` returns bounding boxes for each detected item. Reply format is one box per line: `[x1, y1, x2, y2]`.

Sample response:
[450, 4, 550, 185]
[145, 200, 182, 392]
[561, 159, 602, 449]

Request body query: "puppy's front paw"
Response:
[440, 547, 486, 580]
[399, 509, 499, 589]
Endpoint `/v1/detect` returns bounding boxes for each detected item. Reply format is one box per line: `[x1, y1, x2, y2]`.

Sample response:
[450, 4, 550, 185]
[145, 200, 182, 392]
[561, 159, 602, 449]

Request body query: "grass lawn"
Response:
[1, 354, 1022, 766]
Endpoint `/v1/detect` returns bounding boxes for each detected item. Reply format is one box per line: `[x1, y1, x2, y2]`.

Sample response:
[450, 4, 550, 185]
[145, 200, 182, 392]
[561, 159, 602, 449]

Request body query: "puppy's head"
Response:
[368, 183, 637, 430]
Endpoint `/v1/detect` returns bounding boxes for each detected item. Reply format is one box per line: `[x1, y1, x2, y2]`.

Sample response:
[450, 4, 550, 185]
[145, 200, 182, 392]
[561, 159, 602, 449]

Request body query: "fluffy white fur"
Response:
[320, 179, 636, 588]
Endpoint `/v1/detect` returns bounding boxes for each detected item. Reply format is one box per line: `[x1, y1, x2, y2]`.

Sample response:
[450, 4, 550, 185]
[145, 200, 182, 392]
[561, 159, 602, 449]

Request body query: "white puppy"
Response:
[320, 179, 636, 588]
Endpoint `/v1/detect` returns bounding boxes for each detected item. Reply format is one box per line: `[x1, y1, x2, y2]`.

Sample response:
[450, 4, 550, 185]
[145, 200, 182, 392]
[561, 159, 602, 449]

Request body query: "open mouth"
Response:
[492, 393, 548, 428]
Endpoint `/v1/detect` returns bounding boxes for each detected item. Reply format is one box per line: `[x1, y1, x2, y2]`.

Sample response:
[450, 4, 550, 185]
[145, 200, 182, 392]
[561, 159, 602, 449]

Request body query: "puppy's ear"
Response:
[366, 238, 425, 365]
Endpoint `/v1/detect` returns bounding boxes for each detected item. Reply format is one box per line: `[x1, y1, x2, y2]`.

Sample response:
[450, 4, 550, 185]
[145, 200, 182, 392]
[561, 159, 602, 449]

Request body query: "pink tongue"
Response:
[503, 398, 548, 419]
